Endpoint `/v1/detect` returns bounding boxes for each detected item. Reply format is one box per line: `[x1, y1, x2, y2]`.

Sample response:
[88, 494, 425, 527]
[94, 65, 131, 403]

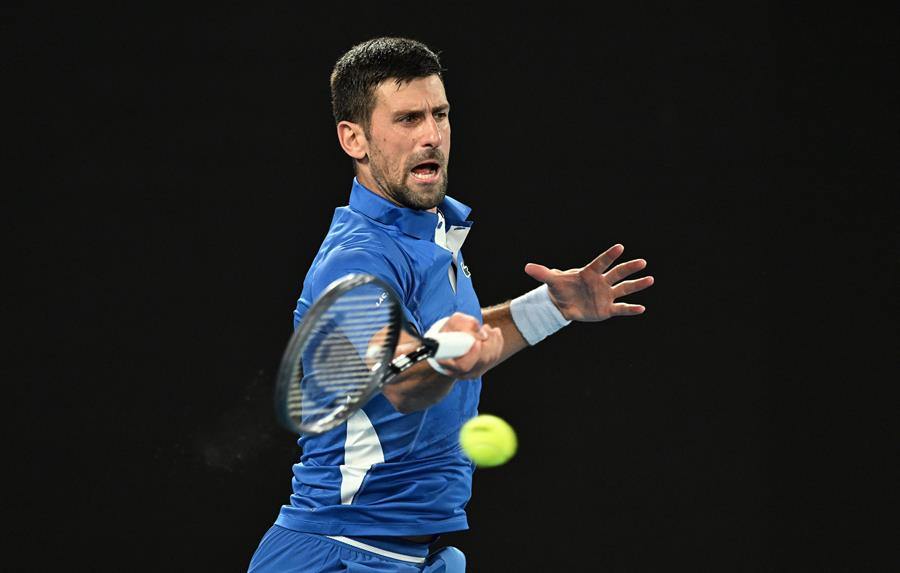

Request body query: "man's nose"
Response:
[420, 115, 443, 148]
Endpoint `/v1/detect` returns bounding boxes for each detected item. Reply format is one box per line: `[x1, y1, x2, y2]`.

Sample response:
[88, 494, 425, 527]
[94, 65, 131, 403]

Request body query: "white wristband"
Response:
[424, 317, 452, 375]
[509, 284, 571, 345]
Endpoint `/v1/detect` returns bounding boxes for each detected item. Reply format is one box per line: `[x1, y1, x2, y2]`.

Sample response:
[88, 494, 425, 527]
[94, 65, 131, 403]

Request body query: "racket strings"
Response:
[289, 285, 399, 431]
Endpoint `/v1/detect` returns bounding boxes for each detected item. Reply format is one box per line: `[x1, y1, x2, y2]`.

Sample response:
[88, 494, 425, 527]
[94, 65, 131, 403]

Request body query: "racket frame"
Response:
[274, 273, 403, 435]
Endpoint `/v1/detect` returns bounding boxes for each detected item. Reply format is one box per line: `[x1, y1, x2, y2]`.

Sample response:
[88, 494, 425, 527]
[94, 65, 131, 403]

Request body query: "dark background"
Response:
[8, 3, 898, 572]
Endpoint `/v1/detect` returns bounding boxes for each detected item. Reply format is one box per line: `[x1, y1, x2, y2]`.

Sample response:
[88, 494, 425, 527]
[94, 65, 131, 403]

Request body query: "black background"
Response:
[8, 3, 898, 572]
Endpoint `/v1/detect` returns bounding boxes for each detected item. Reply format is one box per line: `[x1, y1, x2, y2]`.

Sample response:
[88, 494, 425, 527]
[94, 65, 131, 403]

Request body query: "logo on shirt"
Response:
[376, 291, 388, 306]
[462, 264, 471, 278]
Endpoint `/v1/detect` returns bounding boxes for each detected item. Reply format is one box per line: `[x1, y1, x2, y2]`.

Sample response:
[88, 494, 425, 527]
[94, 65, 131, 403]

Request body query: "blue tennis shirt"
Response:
[275, 178, 483, 537]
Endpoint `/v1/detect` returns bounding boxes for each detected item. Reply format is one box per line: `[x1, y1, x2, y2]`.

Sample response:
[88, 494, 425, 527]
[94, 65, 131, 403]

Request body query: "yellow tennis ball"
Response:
[459, 414, 517, 467]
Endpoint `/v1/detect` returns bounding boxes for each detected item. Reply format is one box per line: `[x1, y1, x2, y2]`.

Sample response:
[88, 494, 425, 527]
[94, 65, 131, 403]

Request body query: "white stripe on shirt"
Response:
[339, 409, 384, 505]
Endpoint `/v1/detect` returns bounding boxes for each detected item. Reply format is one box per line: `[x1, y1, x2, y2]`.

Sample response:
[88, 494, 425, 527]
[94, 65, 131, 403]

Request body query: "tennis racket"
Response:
[274, 273, 476, 436]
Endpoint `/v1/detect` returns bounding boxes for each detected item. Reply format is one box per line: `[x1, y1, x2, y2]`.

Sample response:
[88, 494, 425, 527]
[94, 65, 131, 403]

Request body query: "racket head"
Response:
[274, 274, 403, 436]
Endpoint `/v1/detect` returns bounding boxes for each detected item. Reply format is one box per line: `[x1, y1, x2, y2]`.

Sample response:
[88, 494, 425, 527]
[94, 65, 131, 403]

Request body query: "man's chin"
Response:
[409, 178, 448, 209]
[394, 186, 441, 210]
[418, 191, 446, 211]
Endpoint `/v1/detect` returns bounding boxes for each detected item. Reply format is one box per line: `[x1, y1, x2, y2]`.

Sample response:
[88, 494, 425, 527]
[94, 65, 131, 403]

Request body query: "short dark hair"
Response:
[330, 37, 444, 129]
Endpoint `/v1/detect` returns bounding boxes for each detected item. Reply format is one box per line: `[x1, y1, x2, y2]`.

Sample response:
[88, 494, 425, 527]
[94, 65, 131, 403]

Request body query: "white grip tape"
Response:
[431, 331, 476, 359]
[509, 284, 571, 345]
[423, 317, 476, 375]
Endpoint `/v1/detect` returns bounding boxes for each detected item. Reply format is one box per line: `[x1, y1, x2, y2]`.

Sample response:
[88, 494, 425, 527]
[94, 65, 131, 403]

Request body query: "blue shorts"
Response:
[248, 525, 466, 572]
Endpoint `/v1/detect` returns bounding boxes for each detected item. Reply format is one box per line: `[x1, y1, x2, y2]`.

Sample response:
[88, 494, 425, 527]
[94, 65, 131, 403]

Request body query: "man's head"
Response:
[331, 37, 450, 211]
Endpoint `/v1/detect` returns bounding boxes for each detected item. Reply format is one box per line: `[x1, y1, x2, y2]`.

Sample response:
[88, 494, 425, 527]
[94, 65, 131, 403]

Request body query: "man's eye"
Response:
[434, 111, 448, 120]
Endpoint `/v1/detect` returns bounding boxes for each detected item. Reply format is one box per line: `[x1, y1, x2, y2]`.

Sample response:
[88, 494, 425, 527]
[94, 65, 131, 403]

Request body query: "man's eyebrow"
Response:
[393, 104, 450, 116]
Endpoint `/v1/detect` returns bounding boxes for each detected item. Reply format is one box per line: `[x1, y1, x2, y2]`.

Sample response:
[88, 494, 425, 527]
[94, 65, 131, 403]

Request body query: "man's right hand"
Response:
[431, 312, 504, 380]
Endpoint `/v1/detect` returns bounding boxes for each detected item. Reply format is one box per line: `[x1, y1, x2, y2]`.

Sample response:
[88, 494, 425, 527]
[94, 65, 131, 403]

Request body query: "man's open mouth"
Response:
[411, 161, 441, 181]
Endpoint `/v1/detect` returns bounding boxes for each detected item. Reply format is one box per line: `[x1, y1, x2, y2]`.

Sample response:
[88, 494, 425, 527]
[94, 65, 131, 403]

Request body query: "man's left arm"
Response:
[479, 243, 655, 369]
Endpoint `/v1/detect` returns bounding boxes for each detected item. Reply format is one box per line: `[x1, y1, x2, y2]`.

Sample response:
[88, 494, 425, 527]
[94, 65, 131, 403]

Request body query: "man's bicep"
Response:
[310, 245, 420, 332]
[311, 246, 399, 296]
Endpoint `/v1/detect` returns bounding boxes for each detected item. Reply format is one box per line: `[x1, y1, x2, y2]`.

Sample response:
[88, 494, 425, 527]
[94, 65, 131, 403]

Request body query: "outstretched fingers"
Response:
[523, 262, 555, 283]
[604, 258, 647, 285]
[611, 275, 654, 299]
[582, 244, 625, 275]
[611, 302, 646, 316]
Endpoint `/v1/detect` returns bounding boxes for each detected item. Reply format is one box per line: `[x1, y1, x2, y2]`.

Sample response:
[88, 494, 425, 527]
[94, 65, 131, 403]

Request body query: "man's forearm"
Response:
[379, 332, 457, 413]
[381, 361, 457, 413]
[482, 301, 529, 366]
[382, 306, 526, 413]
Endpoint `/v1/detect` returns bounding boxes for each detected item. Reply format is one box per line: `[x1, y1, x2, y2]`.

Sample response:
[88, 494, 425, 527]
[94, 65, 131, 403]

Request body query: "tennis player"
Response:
[248, 36, 654, 572]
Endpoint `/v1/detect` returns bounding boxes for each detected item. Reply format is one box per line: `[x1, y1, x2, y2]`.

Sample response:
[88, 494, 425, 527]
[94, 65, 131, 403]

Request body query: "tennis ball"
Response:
[459, 414, 517, 467]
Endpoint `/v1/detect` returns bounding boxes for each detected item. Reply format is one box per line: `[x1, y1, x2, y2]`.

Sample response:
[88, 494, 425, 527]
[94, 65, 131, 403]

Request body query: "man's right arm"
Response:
[381, 313, 503, 413]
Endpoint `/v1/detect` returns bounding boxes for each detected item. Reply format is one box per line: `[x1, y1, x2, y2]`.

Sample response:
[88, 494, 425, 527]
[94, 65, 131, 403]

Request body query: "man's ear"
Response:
[337, 121, 368, 160]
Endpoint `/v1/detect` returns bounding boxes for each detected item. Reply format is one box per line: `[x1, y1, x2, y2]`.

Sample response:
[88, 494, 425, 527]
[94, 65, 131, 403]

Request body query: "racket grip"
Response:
[429, 332, 476, 360]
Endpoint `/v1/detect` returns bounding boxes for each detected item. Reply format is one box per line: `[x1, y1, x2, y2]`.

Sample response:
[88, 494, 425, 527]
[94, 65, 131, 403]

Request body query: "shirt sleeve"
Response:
[299, 243, 421, 334]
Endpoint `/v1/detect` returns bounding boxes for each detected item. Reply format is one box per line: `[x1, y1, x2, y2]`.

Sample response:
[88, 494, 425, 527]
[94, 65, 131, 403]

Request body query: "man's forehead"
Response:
[373, 76, 448, 109]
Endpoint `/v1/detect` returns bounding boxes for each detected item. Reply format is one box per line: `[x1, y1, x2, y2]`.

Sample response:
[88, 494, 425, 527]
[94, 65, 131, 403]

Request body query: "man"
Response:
[249, 36, 654, 572]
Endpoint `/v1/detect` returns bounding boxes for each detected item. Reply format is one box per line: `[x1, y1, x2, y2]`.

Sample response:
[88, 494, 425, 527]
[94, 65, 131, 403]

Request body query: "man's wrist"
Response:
[509, 284, 571, 345]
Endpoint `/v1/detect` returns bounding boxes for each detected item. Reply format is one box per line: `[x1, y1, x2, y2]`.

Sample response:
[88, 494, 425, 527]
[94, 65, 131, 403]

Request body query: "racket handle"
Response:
[429, 332, 476, 360]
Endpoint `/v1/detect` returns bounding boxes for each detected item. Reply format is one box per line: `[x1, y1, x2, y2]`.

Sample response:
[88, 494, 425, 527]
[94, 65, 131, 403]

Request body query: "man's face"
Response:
[362, 75, 450, 211]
